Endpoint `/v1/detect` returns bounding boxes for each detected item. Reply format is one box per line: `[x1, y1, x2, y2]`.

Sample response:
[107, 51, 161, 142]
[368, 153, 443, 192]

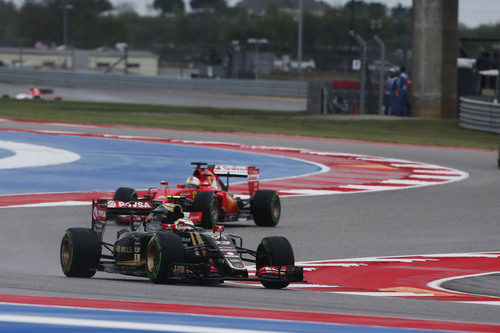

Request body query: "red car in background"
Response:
[110, 162, 281, 228]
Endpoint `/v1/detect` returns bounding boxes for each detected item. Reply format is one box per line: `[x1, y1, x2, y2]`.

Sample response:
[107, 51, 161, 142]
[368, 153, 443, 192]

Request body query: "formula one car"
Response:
[111, 162, 281, 228]
[60, 200, 303, 289]
[13, 87, 61, 100]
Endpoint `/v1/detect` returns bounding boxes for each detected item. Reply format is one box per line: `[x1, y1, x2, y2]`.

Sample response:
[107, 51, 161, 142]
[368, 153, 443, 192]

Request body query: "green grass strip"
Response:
[0, 99, 498, 150]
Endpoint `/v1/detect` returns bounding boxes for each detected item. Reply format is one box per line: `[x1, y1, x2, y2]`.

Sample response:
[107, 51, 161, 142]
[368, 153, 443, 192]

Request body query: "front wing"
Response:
[167, 263, 304, 284]
[95, 260, 304, 285]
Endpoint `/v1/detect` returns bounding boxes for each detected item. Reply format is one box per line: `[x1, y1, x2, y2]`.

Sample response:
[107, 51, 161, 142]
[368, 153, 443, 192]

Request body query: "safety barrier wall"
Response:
[0, 68, 307, 98]
[459, 96, 500, 134]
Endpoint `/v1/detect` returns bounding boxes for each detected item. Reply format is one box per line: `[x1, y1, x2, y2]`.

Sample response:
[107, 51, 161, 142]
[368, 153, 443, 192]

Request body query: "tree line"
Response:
[0, 0, 495, 63]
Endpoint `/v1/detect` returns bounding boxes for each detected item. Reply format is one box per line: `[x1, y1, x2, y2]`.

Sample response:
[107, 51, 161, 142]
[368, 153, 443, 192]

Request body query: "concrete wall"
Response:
[411, 0, 458, 118]
[0, 67, 307, 98]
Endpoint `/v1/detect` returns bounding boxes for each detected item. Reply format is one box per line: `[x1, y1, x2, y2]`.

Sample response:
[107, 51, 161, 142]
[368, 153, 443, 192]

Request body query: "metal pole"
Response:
[63, 3, 68, 47]
[254, 44, 259, 80]
[124, 44, 129, 75]
[349, 31, 367, 115]
[63, 2, 72, 69]
[297, 0, 303, 75]
[374, 35, 386, 115]
[348, 0, 355, 56]
[496, 70, 500, 102]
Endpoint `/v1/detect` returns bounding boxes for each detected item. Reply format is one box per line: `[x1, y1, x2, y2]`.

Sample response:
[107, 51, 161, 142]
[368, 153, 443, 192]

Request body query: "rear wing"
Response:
[92, 199, 161, 233]
[91, 199, 162, 238]
[91, 198, 203, 235]
[213, 165, 259, 197]
[94, 199, 161, 217]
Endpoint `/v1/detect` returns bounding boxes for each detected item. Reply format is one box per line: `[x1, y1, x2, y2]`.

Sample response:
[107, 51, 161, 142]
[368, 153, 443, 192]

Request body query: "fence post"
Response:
[349, 31, 367, 115]
[373, 35, 385, 115]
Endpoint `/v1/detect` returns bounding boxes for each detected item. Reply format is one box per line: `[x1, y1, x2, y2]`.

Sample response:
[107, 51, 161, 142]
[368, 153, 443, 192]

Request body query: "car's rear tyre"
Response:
[256, 236, 294, 289]
[60, 228, 100, 278]
[252, 190, 280, 227]
[113, 187, 137, 202]
[192, 191, 218, 229]
[146, 232, 185, 284]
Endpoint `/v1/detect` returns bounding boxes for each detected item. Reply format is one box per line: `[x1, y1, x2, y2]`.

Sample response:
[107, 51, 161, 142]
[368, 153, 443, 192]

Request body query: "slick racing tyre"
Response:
[113, 187, 137, 202]
[256, 236, 294, 289]
[146, 232, 185, 284]
[251, 190, 280, 227]
[192, 191, 219, 229]
[60, 228, 101, 278]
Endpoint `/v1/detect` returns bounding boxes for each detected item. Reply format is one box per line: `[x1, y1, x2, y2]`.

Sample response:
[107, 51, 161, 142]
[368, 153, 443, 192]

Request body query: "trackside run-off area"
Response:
[0, 127, 467, 206]
[1, 294, 500, 332]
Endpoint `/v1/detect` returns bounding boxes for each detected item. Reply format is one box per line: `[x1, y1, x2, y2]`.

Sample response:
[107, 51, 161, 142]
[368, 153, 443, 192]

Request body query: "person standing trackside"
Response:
[398, 66, 410, 116]
[384, 68, 398, 115]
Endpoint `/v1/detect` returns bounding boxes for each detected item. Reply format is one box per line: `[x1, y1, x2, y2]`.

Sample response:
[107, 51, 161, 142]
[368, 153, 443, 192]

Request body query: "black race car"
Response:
[60, 199, 303, 289]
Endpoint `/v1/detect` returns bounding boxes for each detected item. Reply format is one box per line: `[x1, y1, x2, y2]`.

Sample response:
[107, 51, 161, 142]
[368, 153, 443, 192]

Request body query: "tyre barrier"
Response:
[459, 96, 500, 134]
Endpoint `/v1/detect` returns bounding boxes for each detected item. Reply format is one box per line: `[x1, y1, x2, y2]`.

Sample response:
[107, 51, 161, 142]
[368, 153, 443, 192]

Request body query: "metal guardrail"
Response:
[459, 96, 500, 134]
[0, 68, 307, 98]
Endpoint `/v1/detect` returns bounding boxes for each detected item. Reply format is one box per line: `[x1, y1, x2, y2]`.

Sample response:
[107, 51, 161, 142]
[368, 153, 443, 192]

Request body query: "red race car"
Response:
[14, 87, 62, 100]
[110, 162, 281, 228]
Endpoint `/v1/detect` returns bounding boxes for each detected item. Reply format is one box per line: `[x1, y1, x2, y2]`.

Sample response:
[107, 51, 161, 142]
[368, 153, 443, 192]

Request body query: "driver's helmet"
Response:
[174, 218, 195, 231]
[145, 203, 184, 230]
[185, 176, 200, 189]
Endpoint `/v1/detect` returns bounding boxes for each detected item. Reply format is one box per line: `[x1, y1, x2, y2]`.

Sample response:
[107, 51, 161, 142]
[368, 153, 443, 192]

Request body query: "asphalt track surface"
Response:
[0, 119, 499, 326]
[0, 82, 306, 111]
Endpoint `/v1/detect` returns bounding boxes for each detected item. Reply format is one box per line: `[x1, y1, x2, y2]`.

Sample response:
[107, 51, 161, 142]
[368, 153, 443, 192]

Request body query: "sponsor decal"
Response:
[247, 174, 259, 181]
[257, 266, 286, 276]
[212, 225, 224, 232]
[92, 205, 106, 221]
[108, 200, 152, 209]
[214, 165, 249, 175]
[184, 212, 202, 223]
[173, 265, 185, 273]
[114, 245, 134, 253]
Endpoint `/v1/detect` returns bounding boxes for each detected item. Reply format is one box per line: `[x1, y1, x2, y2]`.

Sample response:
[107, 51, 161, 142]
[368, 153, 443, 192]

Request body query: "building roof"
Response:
[236, 0, 328, 12]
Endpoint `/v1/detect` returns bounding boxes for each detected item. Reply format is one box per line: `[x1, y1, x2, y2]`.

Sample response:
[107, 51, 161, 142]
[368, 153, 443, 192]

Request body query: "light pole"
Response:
[374, 35, 386, 115]
[247, 38, 268, 80]
[63, 2, 73, 69]
[63, 3, 73, 47]
[232, 40, 240, 79]
[297, 0, 303, 75]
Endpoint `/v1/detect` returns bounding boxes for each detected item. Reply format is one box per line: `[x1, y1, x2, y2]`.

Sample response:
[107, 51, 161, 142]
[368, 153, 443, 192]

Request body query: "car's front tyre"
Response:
[146, 232, 185, 284]
[256, 236, 294, 289]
